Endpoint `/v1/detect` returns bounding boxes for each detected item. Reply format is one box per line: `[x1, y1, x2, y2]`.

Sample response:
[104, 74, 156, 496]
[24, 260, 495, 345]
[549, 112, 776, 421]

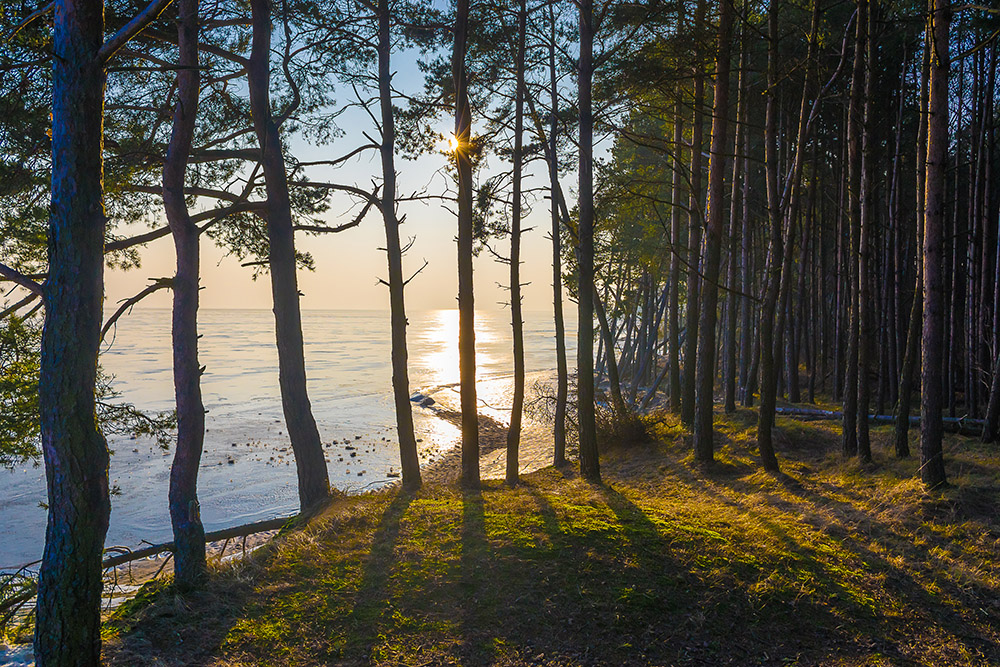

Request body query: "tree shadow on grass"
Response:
[344, 490, 415, 660]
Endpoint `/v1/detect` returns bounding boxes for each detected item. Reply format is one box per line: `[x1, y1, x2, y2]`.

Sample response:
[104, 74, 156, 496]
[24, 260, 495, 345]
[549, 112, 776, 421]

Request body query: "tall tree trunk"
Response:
[755, 0, 782, 473]
[724, 24, 747, 414]
[668, 100, 684, 412]
[548, 1, 568, 467]
[693, 0, 733, 462]
[506, 0, 527, 486]
[577, 0, 600, 482]
[35, 0, 110, 662]
[378, 0, 421, 489]
[921, 0, 950, 488]
[895, 36, 930, 458]
[681, 0, 707, 426]
[165, 0, 207, 590]
[855, 0, 873, 461]
[249, 0, 330, 511]
[453, 0, 480, 486]
[842, 0, 866, 458]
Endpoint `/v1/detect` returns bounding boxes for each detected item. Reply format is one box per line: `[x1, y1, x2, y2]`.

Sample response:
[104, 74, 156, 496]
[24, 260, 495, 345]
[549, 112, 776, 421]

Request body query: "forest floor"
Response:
[99, 409, 1000, 666]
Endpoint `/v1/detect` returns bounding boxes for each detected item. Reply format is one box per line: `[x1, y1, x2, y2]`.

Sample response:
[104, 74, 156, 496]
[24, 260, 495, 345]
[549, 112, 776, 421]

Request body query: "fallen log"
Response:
[101, 514, 295, 568]
[774, 407, 986, 437]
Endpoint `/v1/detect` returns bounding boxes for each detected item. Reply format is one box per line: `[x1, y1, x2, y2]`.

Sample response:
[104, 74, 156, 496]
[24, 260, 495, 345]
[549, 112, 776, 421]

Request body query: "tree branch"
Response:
[0, 263, 44, 296]
[101, 278, 173, 340]
[98, 0, 176, 63]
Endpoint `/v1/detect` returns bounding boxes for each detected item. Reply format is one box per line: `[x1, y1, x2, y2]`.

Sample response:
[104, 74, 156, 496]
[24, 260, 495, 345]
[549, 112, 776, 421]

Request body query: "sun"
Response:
[447, 134, 460, 153]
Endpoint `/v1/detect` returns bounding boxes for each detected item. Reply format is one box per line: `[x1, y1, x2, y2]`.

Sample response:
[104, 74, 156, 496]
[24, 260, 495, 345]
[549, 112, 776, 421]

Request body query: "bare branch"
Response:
[101, 278, 173, 340]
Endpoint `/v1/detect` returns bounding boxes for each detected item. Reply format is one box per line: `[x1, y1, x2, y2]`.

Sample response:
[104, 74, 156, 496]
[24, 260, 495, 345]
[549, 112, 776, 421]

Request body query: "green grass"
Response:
[103, 411, 1000, 666]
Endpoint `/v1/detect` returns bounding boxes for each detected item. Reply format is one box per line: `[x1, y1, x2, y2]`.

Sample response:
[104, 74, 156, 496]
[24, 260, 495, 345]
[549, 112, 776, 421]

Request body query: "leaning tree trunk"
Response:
[165, 0, 207, 589]
[35, 0, 111, 662]
[249, 0, 330, 511]
[693, 0, 732, 463]
[453, 0, 480, 486]
[378, 0, 421, 489]
[506, 0, 527, 486]
[577, 0, 600, 482]
[548, 1, 568, 467]
[921, 0, 950, 488]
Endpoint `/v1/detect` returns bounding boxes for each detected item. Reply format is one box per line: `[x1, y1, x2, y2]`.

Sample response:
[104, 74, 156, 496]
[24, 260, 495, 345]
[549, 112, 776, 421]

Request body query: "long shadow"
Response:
[345, 489, 415, 660]
[458, 484, 494, 665]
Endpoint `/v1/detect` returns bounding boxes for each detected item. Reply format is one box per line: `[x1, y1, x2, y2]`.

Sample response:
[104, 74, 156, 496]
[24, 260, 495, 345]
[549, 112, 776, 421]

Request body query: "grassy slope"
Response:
[103, 411, 1000, 666]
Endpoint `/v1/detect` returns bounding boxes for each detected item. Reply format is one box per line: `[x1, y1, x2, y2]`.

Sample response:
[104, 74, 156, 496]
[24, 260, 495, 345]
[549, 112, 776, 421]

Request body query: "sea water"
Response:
[0, 308, 575, 569]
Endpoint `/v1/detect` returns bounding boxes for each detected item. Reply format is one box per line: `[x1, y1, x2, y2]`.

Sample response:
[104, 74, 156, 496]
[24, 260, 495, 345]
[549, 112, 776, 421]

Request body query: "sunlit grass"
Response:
[103, 412, 1000, 666]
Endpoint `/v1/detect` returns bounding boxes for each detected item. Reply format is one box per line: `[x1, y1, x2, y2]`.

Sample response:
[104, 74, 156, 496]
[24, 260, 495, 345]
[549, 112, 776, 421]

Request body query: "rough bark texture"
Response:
[249, 0, 330, 510]
[921, 0, 949, 488]
[693, 0, 732, 463]
[165, 0, 208, 590]
[35, 0, 110, 663]
[453, 0, 480, 487]
[506, 0, 527, 486]
[378, 0, 421, 489]
[577, 0, 600, 482]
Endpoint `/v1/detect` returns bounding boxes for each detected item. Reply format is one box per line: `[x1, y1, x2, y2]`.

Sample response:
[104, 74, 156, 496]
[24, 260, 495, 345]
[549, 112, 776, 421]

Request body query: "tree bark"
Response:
[755, 0, 782, 473]
[577, 0, 600, 482]
[681, 0, 707, 426]
[505, 0, 527, 486]
[895, 36, 930, 459]
[378, 0, 421, 490]
[249, 0, 330, 511]
[693, 0, 732, 463]
[453, 0, 480, 486]
[35, 0, 110, 662]
[548, 1, 568, 467]
[165, 0, 207, 590]
[921, 0, 950, 488]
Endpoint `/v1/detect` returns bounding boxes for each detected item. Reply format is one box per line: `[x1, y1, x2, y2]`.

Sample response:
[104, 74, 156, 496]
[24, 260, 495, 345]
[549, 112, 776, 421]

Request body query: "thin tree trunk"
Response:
[249, 0, 330, 511]
[921, 0, 950, 488]
[693, 0, 733, 462]
[668, 100, 684, 412]
[506, 0, 527, 486]
[843, 0, 866, 458]
[856, 0, 873, 461]
[724, 25, 747, 414]
[165, 0, 207, 590]
[681, 0, 707, 426]
[895, 36, 930, 459]
[35, 0, 110, 661]
[453, 0, 480, 486]
[755, 0, 782, 473]
[548, 1, 568, 467]
[378, 0, 421, 489]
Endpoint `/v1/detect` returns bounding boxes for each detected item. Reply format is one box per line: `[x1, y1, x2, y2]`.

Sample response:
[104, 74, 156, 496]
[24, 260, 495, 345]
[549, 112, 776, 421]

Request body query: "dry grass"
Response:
[102, 410, 1000, 666]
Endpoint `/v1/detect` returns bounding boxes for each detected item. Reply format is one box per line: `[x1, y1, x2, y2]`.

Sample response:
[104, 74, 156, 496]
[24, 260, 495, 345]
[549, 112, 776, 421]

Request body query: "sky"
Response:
[104, 44, 572, 314]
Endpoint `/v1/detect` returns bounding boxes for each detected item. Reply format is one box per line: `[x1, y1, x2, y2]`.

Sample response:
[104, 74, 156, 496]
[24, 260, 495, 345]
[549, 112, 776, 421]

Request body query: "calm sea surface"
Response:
[0, 308, 575, 569]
